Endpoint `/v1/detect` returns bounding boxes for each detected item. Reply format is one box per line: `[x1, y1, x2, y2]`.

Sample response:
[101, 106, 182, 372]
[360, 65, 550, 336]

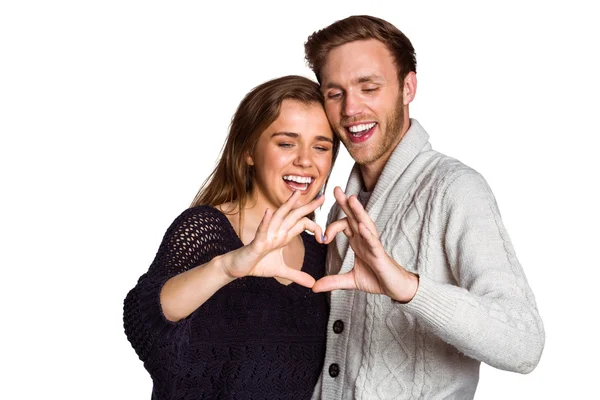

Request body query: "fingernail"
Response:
[316, 193, 322, 199]
[321, 234, 326, 242]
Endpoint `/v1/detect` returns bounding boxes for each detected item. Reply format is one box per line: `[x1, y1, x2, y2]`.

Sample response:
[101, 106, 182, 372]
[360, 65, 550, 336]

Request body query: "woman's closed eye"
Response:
[314, 145, 331, 152]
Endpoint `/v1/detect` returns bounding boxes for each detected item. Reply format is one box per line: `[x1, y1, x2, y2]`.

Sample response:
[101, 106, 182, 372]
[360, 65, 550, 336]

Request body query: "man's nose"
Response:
[342, 92, 362, 117]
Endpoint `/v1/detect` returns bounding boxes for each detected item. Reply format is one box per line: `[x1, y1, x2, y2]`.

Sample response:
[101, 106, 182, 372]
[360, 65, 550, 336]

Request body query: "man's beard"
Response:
[341, 92, 405, 166]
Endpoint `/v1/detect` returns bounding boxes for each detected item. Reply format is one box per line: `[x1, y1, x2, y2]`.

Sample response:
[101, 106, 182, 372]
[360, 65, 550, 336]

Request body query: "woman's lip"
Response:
[346, 123, 376, 144]
[282, 177, 315, 193]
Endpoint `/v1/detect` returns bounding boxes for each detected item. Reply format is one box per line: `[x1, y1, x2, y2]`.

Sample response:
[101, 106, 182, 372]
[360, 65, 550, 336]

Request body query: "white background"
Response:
[1, 1, 598, 398]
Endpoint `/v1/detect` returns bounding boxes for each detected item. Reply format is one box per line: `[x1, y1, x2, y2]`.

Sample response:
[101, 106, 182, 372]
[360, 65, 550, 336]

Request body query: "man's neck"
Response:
[359, 158, 388, 192]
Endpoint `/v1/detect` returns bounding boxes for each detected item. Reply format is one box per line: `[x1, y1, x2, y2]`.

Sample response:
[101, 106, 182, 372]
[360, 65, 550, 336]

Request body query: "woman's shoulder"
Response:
[164, 205, 235, 239]
[173, 204, 227, 223]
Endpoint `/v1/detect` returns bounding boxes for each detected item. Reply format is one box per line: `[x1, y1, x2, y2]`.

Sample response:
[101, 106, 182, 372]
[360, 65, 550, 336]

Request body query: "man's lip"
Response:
[345, 123, 377, 144]
[343, 121, 376, 128]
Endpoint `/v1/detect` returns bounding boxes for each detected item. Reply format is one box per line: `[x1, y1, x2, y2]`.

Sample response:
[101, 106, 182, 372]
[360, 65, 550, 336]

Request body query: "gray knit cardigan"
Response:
[313, 119, 545, 400]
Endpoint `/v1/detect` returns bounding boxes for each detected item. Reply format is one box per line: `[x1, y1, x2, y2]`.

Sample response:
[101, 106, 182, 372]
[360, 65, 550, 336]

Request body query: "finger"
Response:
[250, 208, 274, 254]
[292, 191, 326, 211]
[282, 194, 325, 230]
[255, 208, 273, 236]
[277, 268, 316, 288]
[323, 218, 352, 243]
[348, 196, 378, 234]
[270, 190, 303, 228]
[286, 217, 324, 244]
[333, 187, 360, 233]
[358, 222, 381, 251]
[312, 273, 357, 292]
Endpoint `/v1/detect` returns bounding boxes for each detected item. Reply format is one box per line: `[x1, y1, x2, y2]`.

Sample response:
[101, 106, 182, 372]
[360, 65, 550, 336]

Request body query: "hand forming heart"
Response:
[312, 186, 419, 303]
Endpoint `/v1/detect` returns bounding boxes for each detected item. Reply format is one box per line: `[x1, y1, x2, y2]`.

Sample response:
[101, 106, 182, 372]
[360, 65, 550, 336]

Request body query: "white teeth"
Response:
[348, 122, 376, 133]
[283, 175, 312, 184]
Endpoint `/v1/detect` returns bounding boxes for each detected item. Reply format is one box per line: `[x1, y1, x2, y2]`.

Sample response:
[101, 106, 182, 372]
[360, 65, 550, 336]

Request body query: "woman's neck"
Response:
[218, 191, 277, 245]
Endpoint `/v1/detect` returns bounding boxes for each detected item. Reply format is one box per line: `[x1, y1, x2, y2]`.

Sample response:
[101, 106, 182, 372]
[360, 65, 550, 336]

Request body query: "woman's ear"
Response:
[245, 152, 254, 166]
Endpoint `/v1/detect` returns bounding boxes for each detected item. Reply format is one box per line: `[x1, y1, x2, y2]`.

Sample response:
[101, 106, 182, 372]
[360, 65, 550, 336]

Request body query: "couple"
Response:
[124, 15, 545, 400]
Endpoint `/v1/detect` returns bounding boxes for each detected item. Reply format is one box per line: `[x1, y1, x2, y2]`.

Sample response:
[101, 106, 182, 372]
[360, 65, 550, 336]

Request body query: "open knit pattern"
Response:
[124, 206, 328, 400]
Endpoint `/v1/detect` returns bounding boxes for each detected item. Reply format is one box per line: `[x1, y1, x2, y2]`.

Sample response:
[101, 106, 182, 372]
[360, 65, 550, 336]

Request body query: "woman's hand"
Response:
[160, 191, 324, 321]
[222, 190, 325, 288]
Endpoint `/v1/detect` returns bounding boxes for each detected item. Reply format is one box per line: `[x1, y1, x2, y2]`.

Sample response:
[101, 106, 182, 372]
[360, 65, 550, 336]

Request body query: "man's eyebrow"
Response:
[323, 74, 385, 89]
[355, 74, 384, 84]
[323, 81, 342, 90]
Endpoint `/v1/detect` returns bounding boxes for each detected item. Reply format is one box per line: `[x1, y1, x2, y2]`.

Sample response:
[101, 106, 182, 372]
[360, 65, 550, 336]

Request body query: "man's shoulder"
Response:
[412, 148, 482, 191]
[415, 149, 498, 213]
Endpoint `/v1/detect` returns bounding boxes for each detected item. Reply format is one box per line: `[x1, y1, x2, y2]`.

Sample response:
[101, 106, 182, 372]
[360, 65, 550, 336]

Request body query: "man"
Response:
[305, 15, 545, 399]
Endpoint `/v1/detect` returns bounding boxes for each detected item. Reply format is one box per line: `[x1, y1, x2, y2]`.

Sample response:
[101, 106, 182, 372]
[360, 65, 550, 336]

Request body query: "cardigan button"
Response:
[333, 320, 344, 334]
[329, 363, 340, 378]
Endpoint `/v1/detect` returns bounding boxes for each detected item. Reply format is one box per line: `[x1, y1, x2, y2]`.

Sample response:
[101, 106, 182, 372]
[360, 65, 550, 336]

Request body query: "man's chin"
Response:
[345, 145, 376, 165]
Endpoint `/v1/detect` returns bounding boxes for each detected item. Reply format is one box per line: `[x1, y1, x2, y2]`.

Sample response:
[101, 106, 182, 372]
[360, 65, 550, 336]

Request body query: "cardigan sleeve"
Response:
[401, 171, 545, 373]
[123, 206, 237, 362]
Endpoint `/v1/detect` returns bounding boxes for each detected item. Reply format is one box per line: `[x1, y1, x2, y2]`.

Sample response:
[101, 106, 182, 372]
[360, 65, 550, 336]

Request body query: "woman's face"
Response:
[248, 99, 335, 209]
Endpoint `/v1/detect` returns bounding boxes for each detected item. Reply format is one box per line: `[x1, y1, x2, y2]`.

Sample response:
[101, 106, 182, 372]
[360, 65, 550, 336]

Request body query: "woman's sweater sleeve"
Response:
[123, 206, 234, 362]
[402, 171, 545, 373]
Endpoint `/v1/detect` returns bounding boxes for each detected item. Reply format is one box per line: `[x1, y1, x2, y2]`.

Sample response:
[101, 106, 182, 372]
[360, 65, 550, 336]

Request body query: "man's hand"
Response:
[312, 187, 419, 302]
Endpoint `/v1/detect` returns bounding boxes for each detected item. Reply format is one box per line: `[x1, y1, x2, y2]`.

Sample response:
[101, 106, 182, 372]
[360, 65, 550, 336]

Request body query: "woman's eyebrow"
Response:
[271, 132, 299, 138]
[315, 135, 334, 143]
[271, 132, 333, 143]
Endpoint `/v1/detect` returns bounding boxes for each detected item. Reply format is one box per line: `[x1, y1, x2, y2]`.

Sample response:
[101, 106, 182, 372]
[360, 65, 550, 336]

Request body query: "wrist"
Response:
[389, 261, 419, 303]
[211, 253, 239, 283]
[401, 271, 420, 303]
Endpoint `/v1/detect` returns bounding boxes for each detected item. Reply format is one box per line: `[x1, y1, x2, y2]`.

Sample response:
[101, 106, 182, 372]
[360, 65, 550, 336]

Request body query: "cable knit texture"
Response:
[124, 206, 329, 400]
[313, 120, 545, 400]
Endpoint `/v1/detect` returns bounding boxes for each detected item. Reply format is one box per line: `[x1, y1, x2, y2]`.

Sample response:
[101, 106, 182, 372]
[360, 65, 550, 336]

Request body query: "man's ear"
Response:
[403, 71, 417, 105]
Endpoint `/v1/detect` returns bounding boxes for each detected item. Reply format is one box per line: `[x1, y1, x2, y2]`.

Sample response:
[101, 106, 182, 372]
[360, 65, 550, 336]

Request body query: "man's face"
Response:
[320, 39, 405, 166]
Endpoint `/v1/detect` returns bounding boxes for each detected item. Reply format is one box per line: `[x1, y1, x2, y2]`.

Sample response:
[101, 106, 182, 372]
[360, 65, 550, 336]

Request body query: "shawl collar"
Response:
[335, 119, 431, 271]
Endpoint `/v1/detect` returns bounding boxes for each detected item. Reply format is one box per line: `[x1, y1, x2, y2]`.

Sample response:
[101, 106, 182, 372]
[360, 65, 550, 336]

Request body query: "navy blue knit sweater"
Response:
[123, 206, 329, 400]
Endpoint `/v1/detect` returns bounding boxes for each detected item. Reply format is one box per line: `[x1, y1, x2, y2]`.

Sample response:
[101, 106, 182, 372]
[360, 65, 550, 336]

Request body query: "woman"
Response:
[123, 75, 340, 399]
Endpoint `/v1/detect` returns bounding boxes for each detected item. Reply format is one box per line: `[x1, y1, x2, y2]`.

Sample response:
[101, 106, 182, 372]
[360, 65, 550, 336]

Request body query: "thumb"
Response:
[276, 267, 316, 288]
[312, 273, 357, 293]
[323, 218, 351, 243]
